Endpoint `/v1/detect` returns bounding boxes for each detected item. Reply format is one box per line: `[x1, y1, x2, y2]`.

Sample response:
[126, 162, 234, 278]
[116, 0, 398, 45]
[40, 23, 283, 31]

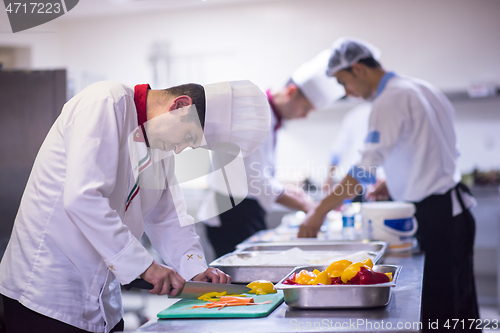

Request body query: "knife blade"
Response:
[123, 279, 251, 299]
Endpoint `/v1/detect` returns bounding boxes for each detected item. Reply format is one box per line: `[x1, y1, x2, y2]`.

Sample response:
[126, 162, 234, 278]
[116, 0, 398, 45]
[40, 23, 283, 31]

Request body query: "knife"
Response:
[123, 279, 251, 299]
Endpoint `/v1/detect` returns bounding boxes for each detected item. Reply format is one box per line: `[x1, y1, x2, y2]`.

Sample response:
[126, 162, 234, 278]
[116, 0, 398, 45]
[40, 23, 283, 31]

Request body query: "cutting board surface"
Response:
[157, 291, 284, 319]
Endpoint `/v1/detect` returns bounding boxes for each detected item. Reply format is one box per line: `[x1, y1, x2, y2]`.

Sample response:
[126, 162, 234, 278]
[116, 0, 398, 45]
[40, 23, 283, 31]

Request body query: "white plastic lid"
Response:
[360, 201, 415, 216]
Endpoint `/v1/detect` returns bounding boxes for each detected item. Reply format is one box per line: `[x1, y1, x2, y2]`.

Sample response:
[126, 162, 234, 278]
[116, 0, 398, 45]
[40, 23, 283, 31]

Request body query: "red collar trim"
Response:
[134, 84, 151, 127]
[266, 90, 282, 132]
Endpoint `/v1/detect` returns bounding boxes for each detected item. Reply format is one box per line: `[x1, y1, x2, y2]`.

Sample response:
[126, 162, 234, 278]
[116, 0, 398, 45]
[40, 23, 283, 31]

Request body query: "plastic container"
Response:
[341, 200, 356, 241]
[360, 201, 418, 252]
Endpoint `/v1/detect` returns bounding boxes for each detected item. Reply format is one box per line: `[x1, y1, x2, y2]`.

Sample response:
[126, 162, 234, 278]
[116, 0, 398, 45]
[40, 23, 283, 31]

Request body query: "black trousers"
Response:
[206, 195, 266, 258]
[2, 295, 124, 333]
[414, 184, 481, 332]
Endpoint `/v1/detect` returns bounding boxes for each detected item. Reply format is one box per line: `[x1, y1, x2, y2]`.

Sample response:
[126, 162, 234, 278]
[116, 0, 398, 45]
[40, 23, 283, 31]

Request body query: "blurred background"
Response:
[1, 0, 499, 330]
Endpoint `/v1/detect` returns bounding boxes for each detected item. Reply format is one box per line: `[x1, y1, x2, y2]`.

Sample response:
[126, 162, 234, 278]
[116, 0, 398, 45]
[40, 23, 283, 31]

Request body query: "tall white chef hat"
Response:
[292, 49, 346, 110]
[201, 80, 271, 157]
[326, 37, 382, 77]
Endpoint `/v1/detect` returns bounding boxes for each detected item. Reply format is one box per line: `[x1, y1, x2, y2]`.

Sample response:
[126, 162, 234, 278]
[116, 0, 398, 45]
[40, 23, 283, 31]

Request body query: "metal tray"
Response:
[209, 241, 387, 283]
[275, 264, 401, 309]
[236, 241, 387, 253]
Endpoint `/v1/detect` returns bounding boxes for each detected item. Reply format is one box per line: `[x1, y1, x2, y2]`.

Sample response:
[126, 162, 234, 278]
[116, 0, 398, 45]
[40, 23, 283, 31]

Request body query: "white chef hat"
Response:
[292, 49, 346, 110]
[201, 80, 271, 157]
[326, 37, 382, 77]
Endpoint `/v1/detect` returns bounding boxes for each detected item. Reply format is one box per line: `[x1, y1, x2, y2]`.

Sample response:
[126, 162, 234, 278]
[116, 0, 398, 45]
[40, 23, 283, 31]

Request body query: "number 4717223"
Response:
[5, 2, 62, 14]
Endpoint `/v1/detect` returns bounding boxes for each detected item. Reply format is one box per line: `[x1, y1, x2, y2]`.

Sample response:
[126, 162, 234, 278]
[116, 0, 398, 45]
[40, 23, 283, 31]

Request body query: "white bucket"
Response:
[360, 201, 418, 252]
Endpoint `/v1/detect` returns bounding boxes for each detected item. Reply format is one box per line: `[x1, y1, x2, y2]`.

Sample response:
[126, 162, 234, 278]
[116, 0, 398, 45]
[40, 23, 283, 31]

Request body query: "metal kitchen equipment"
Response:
[123, 279, 251, 299]
[275, 264, 401, 309]
[210, 241, 388, 283]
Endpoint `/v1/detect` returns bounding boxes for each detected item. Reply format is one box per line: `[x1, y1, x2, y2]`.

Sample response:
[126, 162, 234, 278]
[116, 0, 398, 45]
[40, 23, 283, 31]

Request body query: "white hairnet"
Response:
[326, 37, 382, 77]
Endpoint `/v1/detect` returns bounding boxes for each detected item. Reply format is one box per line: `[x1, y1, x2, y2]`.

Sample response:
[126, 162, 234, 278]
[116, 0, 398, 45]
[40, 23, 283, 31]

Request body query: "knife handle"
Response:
[123, 278, 154, 291]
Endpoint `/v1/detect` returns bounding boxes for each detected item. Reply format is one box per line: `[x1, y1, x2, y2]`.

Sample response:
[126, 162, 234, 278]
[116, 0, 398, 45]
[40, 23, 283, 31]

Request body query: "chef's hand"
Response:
[192, 267, 231, 284]
[298, 208, 325, 238]
[366, 180, 389, 201]
[140, 261, 185, 297]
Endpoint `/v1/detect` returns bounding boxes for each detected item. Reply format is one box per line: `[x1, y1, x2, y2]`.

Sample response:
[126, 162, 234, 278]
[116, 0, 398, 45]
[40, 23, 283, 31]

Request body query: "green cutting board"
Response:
[157, 291, 284, 319]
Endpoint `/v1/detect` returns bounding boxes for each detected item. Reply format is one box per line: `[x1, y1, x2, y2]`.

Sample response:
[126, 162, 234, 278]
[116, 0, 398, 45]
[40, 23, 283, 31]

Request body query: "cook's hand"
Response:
[366, 180, 389, 201]
[140, 261, 185, 297]
[192, 267, 231, 284]
[298, 209, 325, 238]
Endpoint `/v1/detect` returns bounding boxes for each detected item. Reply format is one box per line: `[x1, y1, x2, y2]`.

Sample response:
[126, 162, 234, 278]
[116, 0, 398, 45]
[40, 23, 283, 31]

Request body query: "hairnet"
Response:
[326, 37, 382, 77]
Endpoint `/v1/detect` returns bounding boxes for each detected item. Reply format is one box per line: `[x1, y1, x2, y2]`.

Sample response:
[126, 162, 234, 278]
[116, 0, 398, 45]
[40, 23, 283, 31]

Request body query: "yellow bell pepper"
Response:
[325, 260, 352, 277]
[309, 270, 331, 285]
[198, 291, 227, 301]
[341, 262, 370, 283]
[362, 258, 373, 269]
[246, 280, 277, 294]
[295, 270, 317, 285]
[385, 272, 393, 282]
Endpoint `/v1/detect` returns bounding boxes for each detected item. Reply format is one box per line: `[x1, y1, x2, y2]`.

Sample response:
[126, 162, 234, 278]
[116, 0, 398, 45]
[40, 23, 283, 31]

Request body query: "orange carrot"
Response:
[219, 296, 253, 304]
[184, 297, 272, 310]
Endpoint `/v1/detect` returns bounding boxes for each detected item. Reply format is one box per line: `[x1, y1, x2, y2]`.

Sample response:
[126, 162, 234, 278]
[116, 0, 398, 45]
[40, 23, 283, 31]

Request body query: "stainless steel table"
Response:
[136, 252, 424, 332]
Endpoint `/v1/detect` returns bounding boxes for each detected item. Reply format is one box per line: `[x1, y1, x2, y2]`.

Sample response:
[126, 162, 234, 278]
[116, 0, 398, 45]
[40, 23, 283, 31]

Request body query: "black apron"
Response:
[205, 193, 266, 258]
[413, 183, 481, 332]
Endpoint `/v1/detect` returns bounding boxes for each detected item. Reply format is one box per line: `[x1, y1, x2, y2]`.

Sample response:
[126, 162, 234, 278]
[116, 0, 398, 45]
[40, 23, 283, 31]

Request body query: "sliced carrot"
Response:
[184, 296, 271, 310]
[219, 296, 253, 304]
[184, 296, 272, 310]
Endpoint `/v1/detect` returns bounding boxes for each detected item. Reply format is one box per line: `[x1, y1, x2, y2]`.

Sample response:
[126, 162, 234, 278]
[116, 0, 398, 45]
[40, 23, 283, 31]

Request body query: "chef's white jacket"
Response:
[329, 103, 372, 179]
[245, 110, 284, 211]
[351, 73, 474, 213]
[0, 81, 207, 332]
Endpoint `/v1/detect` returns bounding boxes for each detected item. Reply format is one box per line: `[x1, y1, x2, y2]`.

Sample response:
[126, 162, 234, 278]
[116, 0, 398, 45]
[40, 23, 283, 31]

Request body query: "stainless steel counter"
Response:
[136, 252, 424, 333]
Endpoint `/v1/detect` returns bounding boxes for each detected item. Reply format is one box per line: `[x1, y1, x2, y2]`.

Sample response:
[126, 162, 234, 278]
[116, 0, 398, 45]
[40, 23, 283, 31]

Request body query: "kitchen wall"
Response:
[276, 96, 500, 184]
[0, 0, 499, 176]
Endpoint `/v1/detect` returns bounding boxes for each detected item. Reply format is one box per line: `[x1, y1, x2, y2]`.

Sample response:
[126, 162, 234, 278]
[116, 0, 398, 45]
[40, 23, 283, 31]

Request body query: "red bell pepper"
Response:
[350, 266, 390, 285]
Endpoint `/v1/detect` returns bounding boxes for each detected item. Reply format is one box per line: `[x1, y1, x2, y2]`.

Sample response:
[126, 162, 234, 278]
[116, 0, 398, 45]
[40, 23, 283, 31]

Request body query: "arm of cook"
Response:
[246, 137, 285, 208]
[63, 96, 154, 285]
[143, 173, 207, 281]
[298, 99, 406, 238]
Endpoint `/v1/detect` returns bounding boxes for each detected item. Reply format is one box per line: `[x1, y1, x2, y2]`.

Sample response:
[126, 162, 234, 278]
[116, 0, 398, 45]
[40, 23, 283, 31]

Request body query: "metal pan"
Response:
[236, 241, 387, 253]
[210, 241, 387, 283]
[275, 264, 401, 309]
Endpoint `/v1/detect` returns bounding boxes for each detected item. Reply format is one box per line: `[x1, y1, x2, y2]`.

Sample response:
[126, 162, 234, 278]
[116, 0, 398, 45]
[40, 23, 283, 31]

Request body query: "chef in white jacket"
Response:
[323, 102, 372, 191]
[200, 50, 344, 258]
[0, 80, 271, 333]
[298, 38, 480, 332]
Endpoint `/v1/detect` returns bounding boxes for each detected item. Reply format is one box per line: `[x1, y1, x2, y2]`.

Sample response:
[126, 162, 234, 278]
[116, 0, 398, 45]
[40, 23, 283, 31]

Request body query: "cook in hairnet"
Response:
[198, 50, 345, 258]
[298, 37, 480, 332]
[0, 80, 271, 333]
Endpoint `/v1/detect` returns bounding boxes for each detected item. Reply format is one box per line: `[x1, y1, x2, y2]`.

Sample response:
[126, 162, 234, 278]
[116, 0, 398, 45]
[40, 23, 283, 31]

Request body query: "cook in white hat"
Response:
[198, 51, 345, 259]
[298, 37, 480, 330]
[0, 79, 271, 332]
